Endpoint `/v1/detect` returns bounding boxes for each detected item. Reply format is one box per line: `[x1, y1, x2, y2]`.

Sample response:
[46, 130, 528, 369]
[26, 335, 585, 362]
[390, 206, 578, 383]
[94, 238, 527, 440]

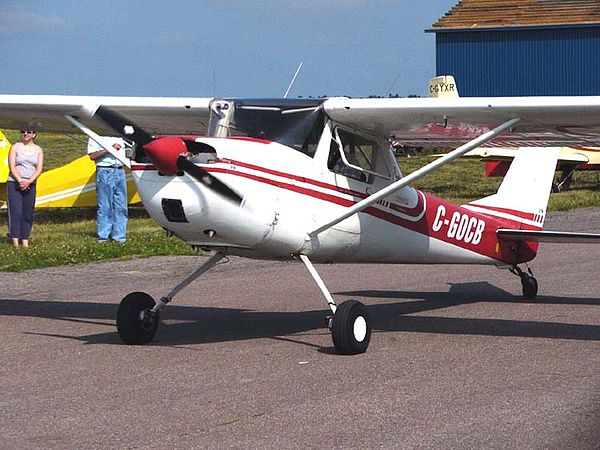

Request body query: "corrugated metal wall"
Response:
[436, 26, 600, 96]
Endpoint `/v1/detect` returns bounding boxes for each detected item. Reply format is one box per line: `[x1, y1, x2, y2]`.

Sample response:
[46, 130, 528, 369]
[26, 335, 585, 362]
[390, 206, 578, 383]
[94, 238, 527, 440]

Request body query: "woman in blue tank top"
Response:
[7, 128, 44, 248]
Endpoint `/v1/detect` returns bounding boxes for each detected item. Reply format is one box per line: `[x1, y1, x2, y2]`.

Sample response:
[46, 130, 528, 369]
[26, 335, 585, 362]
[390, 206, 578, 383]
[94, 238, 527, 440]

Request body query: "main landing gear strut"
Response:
[510, 265, 538, 300]
[116, 252, 228, 345]
[299, 254, 372, 354]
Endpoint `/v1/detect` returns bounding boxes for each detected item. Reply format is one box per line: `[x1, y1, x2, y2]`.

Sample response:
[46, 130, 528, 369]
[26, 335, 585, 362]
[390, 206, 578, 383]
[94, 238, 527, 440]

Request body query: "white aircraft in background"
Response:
[1, 80, 599, 354]
[427, 75, 600, 191]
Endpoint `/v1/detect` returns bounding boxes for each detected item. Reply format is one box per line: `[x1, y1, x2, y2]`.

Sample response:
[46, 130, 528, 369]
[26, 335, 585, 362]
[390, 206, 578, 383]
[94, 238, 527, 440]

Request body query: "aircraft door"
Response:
[328, 127, 394, 187]
[327, 127, 378, 234]
[324, 126, 394, 235]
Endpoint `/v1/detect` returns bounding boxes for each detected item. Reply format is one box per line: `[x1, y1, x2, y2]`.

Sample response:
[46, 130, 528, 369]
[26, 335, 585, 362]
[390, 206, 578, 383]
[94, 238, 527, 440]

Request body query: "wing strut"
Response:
[64, 114, 131, 168]
[308, 117, 521, 238]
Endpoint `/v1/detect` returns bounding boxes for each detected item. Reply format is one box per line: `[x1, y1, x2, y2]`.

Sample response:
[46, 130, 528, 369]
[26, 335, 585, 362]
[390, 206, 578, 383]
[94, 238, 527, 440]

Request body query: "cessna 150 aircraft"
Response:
[1, 87, 600, 354]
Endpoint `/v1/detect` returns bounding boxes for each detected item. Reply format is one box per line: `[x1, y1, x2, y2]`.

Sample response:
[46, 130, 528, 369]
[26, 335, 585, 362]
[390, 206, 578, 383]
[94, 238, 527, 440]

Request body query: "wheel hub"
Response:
[353, 316, 367, 342]
[138, 309, 156, 332]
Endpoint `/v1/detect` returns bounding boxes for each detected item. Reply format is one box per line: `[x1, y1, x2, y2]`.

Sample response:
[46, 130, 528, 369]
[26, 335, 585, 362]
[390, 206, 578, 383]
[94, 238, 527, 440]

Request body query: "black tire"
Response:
[521, 276, 538, 300]
[331, 300, 371, 355]
[117, 292, 159, 345]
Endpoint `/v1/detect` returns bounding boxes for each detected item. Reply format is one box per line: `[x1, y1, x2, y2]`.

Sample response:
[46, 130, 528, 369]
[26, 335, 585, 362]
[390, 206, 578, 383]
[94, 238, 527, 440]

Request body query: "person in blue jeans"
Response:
[87, 137, 128, 243]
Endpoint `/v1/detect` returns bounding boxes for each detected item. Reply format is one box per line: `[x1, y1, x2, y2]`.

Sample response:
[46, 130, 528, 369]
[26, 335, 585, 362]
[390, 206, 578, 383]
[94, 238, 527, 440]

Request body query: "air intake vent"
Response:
[161, 198, 188, 223]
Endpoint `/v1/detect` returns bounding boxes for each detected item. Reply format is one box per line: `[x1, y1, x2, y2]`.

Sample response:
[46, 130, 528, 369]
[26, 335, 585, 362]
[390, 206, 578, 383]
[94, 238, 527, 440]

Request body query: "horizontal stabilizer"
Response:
[464, 147, 590, 164]
[497, 229, 600, 244]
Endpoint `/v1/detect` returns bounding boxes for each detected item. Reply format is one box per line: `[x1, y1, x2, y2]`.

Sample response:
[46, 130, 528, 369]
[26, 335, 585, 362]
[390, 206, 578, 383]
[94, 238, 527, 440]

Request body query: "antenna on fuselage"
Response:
[283, 62, 303, 99]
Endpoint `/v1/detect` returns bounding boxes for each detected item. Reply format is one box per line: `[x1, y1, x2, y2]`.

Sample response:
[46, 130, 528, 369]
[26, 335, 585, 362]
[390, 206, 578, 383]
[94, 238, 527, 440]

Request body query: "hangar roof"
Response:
[430, 0, 600, 31]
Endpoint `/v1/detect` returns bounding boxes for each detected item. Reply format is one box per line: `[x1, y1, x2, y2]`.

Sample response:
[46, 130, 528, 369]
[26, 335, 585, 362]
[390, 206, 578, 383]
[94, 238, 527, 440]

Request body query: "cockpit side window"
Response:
[327, 128, 391, 183]
[327, 139, 370, 182]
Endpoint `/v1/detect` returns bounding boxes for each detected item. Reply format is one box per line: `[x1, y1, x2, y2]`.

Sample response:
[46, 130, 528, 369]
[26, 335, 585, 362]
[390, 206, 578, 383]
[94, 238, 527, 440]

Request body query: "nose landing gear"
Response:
[116, 252, 228, 345]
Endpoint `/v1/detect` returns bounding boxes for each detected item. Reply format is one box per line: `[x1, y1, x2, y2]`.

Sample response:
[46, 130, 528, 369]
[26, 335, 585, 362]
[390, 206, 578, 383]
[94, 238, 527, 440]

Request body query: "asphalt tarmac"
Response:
[1, 208, 599, 449]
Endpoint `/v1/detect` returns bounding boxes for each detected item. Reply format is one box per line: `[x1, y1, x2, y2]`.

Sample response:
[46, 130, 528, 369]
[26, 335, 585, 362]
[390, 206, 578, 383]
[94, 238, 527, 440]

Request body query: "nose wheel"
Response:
[116, 291, 159, 344]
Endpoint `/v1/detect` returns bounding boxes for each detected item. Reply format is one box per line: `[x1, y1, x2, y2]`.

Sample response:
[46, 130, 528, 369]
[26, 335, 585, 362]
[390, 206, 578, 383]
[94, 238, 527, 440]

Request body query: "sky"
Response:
[1, 1, 458, 99]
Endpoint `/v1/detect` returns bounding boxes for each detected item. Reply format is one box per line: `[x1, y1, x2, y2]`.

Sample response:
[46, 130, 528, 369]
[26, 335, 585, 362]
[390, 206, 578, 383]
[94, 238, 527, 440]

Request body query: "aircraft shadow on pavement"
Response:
[337, 281, 600, 306]
[1, 282, 599, 348]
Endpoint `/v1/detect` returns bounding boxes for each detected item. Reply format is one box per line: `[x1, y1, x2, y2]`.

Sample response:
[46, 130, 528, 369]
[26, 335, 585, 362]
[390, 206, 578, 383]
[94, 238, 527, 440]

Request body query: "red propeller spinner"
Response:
[143, 136, 187, 175]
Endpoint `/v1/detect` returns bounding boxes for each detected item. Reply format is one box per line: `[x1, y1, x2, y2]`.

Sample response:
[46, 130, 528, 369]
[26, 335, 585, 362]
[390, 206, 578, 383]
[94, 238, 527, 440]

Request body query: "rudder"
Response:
[464, 147, 560, 229]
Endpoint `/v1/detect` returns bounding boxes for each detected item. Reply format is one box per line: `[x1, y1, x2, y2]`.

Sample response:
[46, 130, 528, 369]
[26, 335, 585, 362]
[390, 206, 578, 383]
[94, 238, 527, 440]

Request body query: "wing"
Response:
[323, 96, 600, 147]
[0, 95, 213, 135]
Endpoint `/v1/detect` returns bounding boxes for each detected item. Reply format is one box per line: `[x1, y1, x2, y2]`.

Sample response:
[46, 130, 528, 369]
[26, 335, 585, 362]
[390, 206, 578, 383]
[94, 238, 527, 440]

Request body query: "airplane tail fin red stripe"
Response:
[464, 147, 560, 229]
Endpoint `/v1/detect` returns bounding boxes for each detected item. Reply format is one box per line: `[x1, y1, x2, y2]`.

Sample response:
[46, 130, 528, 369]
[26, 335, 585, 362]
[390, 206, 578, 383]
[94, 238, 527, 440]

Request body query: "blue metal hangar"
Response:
[428, 0, 600, 96]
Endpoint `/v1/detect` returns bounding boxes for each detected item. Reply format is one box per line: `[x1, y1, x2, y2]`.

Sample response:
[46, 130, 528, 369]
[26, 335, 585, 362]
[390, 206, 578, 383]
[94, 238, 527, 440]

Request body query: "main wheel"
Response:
[521, 275, 538, 300]
[117, 292, 159, 344]
[331, 300, 371, 355]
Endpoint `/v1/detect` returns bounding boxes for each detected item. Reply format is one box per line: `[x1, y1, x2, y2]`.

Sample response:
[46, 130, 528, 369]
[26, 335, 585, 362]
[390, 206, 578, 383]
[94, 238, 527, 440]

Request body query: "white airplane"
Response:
[1, 89, 600, 354]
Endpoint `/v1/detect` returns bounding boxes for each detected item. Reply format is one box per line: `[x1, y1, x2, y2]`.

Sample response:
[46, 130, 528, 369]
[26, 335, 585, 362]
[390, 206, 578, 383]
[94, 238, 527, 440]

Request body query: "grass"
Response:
[401, 154, 600, 210]
[0, 207, 196, 272]
[1, 132, 598, 272]
[2, 131, 197, 271]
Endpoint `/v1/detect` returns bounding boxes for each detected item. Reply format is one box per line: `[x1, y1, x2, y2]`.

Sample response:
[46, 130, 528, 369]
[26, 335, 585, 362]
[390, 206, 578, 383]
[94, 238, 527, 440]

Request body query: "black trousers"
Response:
[7, 181, 36, 239]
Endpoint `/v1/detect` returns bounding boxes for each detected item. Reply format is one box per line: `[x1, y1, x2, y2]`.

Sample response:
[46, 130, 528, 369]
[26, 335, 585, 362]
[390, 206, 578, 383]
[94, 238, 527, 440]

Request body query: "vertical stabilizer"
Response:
[428, 75, 459, 98]
[465, 147, 560, 229]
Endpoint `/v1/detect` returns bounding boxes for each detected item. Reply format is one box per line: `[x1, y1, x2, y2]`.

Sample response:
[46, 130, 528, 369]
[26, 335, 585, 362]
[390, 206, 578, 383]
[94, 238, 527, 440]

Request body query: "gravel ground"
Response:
[0, 208, 598, 449]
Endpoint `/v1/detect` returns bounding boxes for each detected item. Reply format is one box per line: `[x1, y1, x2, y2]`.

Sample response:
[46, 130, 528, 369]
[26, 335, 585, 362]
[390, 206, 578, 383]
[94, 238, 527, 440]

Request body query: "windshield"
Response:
[208, 99, 326, 157]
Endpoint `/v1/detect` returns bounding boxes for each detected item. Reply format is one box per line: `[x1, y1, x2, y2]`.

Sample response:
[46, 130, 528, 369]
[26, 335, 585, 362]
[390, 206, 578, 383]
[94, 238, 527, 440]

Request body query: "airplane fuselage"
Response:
[131, 136, 539, 267]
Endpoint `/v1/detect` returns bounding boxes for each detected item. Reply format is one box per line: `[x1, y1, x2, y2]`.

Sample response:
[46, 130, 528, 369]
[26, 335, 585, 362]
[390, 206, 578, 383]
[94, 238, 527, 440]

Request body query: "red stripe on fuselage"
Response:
[206, 163, 533, 264]
[216, 158, 368, 200]
[466, 203, 537, 222]
[229, 136, 273, 145]
[207, 166, 355, 208]
[131, 164, 157, 171]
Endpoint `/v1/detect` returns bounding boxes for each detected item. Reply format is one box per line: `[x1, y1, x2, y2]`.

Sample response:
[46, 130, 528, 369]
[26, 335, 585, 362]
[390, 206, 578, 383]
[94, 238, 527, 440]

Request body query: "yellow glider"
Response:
[0, 130, 140, 208]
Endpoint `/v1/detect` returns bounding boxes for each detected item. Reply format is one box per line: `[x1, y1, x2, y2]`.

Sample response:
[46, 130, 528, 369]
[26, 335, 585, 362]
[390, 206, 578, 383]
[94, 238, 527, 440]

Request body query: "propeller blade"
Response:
[94, 105, 154, 146]
[93, 105, 241, 204]
[176, 156, 243, 205]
